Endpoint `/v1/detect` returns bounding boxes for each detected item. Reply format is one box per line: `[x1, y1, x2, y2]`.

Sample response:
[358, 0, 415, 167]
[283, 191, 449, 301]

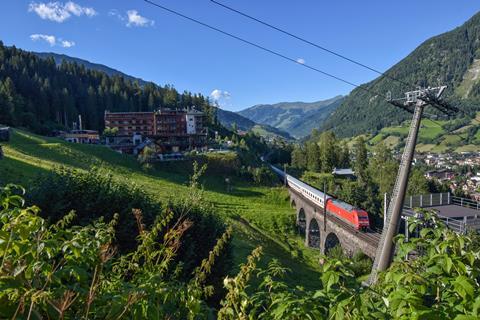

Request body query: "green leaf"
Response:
[453, 276, 474, 299]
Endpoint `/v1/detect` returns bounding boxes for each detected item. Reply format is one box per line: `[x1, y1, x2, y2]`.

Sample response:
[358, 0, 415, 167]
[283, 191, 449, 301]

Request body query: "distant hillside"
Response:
[238, 96, 343, 138]
[321, 11, 480, 138]
[216, 108, 293, 140]
[359, 113, 480, 153]
[33, 52, 149, 86]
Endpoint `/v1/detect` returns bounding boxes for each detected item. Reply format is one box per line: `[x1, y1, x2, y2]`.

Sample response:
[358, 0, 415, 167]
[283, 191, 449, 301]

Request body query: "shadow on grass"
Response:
[0, 155, 52, 186]
[229, 215, 323, 291]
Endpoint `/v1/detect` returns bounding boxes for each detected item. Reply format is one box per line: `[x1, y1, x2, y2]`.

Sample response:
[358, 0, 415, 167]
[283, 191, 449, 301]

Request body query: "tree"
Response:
[369, 142, 398, 197]
[318, 131, 337, 173]
[306, 141, 321, 172]
[291, 145, 306, 169]
[337, 140, 350, 168]
[407, 168, 429, 196]
[0, 44, 218, 133]
[353, 137, 368, 183]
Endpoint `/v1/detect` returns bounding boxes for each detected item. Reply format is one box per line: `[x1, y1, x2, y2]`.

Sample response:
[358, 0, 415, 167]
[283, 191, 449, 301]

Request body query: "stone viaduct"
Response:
[289, 189, 380, 258]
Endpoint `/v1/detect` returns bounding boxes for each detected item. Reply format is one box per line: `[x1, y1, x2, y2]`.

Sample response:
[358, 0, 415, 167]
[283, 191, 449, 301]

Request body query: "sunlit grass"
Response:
[0, 128, 323, 288]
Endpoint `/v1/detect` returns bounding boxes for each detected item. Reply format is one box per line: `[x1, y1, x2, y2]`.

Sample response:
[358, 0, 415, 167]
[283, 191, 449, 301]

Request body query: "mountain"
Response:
[238, 96, 344, 138]
[321, 11, 480, 138]
[0, 41, 216, 133]
[33, 52, 149, 86]
[216, 108, 293, 140]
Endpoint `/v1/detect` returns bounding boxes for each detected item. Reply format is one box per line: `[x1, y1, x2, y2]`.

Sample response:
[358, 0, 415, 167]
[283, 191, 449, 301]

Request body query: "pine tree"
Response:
[353, 137, 368, 183]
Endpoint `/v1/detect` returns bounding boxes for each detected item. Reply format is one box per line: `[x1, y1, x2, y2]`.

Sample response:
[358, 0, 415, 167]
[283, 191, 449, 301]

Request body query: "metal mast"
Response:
[369, 86, 457, 284]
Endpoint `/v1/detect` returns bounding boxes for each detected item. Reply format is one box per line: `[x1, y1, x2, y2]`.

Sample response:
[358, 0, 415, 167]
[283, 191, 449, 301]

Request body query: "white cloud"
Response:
[210, 89, 231, 107]
[296, 58, 306, 64]
[210, 89, 231, 101]
[126, 10, 154, 27]
[28, 1, 97, 23]
[60, 40, 75, 48]
[30, 34, 56, 46]
[30, 34, 75, 48]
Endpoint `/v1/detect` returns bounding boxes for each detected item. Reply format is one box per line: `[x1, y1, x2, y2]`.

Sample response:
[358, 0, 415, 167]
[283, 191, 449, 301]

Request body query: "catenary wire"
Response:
[210, 0, 415, 90]
[143, 0, 388, 100]
[209, 0, 479, 138]
[144, 0, 472, 142]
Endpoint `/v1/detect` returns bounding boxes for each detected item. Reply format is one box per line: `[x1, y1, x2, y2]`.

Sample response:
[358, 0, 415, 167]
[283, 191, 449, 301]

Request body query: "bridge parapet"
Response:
[289, 189, 379, 259]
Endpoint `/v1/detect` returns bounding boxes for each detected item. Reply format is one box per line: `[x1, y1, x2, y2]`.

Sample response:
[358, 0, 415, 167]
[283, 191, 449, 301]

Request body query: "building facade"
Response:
[64, 130, 100, 144]
[104, 108, 207, 153]
[104, 111, 155, 136]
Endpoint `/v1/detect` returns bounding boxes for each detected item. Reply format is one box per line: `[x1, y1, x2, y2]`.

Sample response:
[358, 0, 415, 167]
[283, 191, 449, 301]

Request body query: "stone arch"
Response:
[324, 232, 341, 254]
[308, 218, 320, 248]
[297, 208, 306, 236]
[291, 199, 296, 208]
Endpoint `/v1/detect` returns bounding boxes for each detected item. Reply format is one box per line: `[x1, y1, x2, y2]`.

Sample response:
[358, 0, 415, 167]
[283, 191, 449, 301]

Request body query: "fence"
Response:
[404, 192, 450, 208]
[451, 196, 480, 210]
[402, 209, 474, 234]
[402, 193, 480, 234]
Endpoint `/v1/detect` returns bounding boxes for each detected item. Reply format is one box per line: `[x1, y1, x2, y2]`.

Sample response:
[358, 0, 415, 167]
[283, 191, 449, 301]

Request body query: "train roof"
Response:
[287, 174, 332, 200]
[270, 165, 365, 213]
[331, 199, 355, 212]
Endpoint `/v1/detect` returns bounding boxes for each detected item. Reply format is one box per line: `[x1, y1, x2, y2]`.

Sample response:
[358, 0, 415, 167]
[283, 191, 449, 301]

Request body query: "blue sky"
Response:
[1, 1, 479, 111]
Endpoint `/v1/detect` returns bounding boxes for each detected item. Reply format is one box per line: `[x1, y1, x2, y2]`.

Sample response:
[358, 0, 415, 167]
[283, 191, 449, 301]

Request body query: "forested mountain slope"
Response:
[33, 51, 148, 86]
[239, 96, 343, 138]
[0, 41, 215, 133]
[322, 11, 480, 137]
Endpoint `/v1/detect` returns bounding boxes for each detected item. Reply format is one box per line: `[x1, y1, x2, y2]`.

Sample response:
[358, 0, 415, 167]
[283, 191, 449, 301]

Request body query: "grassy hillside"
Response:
[0, 129, 321, 288]
[322, 11, 480, 138]
[216, 108, 293, 140]
[357, 114, 480, 153]
[239, 96, 343, 138]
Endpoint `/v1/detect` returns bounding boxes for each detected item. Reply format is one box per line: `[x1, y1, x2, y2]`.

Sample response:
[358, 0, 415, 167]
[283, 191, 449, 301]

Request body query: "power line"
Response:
[143, 0, 388, 100]
[144, 0, 471, 143]
[209, 0, 414, 90]
[210, 0, 480, 133]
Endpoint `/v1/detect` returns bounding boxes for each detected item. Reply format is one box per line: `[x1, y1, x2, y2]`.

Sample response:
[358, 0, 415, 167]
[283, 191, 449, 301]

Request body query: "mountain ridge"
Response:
[321, 11, 480, 138]
[238, 95, 344, 138]
[33, 51, 150, 86]
[216, 108, 293, 140]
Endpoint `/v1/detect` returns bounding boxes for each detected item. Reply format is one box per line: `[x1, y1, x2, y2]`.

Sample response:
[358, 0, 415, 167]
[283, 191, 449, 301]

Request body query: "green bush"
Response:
[28, 167, 231, 283]
[0, 184, 232, 318]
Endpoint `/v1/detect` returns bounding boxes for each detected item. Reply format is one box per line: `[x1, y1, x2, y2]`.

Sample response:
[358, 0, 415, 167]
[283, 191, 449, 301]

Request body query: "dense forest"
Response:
[322, 11, 480, 137]
[0, 41, 217, 134]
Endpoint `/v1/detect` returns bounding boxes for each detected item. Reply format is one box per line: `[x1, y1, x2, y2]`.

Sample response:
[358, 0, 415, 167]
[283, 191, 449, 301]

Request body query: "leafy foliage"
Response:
[27, 166, 231, 282]
[1, 183, 480, 318]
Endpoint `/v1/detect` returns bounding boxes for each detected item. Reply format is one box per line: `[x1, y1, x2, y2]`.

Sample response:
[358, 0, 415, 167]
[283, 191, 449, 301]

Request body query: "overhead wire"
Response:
[209, 0, 478, 139]
[209, 0, 415, 90]
[143, 0, 387, 100]
[144, 0, 475, 143]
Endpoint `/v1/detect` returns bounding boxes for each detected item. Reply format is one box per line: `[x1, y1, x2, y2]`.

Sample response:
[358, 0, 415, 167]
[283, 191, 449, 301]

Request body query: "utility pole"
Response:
[323, 182, 327, 232]
[369, 86, 457, 284]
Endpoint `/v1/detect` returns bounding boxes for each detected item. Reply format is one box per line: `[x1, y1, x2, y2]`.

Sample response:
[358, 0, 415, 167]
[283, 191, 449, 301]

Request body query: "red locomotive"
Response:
[269, 164, 370, 230]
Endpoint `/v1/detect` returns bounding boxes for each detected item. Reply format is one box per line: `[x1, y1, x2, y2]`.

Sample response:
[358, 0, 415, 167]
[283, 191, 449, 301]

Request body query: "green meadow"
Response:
[0, 129, 322, 289]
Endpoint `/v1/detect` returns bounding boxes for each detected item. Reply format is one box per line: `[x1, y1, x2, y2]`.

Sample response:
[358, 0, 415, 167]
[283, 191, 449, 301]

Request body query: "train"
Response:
[270, 165, 370, 230]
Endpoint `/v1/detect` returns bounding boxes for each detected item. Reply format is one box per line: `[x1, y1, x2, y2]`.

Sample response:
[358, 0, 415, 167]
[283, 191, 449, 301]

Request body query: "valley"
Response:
[2, 1, 480, 318]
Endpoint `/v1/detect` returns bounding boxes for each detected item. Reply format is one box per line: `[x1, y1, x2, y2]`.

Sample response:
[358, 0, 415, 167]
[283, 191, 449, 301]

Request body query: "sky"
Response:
[1, 1, 480, 111]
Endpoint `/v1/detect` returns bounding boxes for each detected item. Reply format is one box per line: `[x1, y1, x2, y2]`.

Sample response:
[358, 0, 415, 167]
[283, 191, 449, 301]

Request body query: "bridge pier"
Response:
[289, 189, 378, 259]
